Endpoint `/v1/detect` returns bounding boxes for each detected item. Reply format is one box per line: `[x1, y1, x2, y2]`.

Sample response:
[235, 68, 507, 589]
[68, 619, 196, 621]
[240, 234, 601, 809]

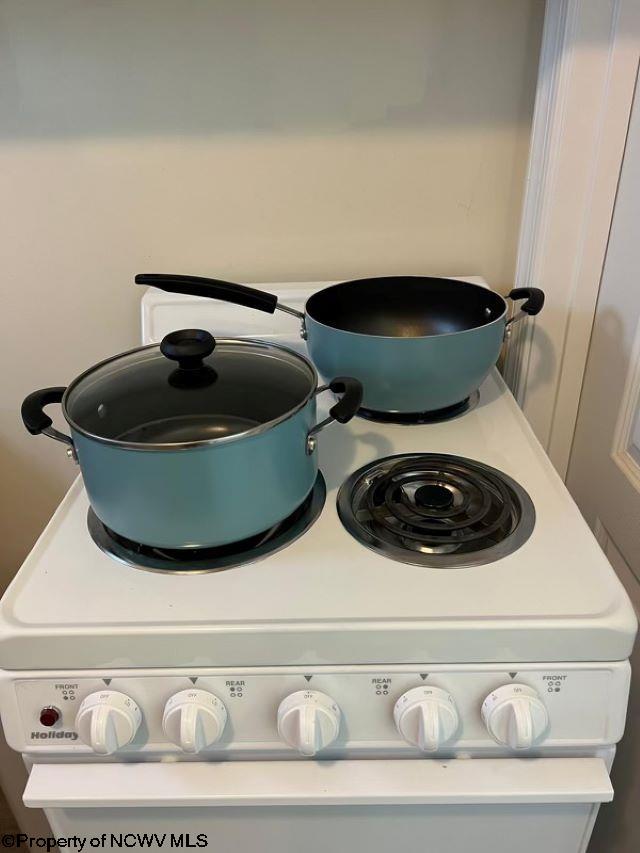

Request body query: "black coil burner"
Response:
[357, 391, 479, 425]
[88, 473, 326, 573]
[337, 454, 535, 568]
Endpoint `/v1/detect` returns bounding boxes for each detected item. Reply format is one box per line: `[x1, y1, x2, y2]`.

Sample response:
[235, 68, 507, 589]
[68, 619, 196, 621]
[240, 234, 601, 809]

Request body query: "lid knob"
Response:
[160, 329, 216, 370]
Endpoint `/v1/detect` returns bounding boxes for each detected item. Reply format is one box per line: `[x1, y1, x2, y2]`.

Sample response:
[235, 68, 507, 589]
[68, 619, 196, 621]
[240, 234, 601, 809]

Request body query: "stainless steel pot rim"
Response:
[305, 279, 509, 340]
[62, 337, 319, 451]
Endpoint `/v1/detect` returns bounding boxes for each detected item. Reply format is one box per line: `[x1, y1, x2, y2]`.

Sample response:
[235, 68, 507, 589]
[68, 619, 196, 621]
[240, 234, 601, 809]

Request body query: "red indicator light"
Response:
[39, 707, 60, 727]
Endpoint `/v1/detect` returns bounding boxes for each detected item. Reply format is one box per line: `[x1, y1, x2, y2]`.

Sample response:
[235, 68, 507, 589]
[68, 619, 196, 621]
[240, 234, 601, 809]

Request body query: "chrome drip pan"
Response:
[337, 454, 535, 568]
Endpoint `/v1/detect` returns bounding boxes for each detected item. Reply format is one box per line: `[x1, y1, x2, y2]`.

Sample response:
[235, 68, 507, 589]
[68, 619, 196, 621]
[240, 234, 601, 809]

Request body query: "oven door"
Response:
[24, 757, 612, 853]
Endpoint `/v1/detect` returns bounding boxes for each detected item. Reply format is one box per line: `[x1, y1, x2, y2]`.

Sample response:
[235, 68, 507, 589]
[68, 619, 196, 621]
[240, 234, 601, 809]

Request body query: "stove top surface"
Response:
[1, 280, 635, 670]
[1, 370, 634, 670]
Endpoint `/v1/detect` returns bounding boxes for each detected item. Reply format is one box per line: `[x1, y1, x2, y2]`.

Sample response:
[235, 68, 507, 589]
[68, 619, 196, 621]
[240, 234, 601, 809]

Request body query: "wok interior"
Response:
[305, 277, 506, 337]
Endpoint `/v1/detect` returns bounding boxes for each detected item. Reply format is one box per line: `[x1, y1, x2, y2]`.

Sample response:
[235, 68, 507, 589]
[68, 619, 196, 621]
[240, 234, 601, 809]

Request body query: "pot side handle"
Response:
[507, 288, 545, 317]
[326, 377, 364, 424]
[504, 288, 545, 340]
[306, 377, 363, 454]
[21, 387, 77, 460]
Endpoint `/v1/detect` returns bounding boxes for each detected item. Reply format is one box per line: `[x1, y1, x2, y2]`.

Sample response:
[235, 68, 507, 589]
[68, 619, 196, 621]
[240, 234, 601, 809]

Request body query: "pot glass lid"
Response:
[64, 331, 316, 447]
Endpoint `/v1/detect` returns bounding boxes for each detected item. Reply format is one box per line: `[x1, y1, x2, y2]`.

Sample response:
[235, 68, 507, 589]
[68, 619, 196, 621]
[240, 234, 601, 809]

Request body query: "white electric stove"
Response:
[0, 280, 635, 853]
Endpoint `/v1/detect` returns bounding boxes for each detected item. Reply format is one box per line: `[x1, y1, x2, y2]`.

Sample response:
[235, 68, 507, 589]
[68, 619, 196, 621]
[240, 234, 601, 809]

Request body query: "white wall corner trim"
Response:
[504, 0, 640, 479]
[611, 314, 640, 492]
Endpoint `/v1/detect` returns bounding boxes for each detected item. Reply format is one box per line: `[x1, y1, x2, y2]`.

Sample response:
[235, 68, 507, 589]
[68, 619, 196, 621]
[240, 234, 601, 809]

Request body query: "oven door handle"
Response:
[23, 758, 613, 809]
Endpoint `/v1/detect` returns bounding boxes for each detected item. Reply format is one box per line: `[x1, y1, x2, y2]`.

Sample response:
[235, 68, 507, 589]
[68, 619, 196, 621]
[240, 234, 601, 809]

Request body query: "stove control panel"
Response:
[1, 662, 629, 756]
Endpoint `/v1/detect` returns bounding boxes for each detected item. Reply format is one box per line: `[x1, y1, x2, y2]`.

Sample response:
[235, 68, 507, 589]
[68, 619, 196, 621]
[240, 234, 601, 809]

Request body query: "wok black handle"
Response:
[328, 376, 364, 424]
[161, 329, 216, 370]
[508, 287, 545, 316]
[135, 274, 278, 315]
[21, 387, 66, 435]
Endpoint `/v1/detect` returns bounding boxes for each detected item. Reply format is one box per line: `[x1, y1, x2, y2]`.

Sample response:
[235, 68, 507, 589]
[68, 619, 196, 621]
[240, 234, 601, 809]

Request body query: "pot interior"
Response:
[118, 414, 261, 444]
[65, 338, 316, 446]
[306, 277, 506, 337]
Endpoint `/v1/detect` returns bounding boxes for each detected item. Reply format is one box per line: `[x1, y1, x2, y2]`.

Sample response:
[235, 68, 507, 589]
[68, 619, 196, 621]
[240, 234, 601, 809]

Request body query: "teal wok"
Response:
[135, 274, 544, 416]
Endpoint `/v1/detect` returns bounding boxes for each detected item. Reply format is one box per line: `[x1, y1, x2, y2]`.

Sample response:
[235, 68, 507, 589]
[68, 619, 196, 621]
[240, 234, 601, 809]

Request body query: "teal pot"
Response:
[21, 331, 362, 549]
[136, 275, 544, 415]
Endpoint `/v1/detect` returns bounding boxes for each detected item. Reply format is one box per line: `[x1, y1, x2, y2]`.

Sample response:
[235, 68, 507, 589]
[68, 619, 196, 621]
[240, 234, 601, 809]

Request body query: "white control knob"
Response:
[75, 690, 142, 755]
[277, 690, 341, 756]
[162, 689, 228, 754]
[482, 684, 549, 749]
[394, 686, 459, 752]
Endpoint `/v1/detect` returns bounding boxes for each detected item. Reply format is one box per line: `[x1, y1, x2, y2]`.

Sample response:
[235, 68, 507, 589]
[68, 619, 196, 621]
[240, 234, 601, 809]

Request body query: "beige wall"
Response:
[0, 0, 543, 590]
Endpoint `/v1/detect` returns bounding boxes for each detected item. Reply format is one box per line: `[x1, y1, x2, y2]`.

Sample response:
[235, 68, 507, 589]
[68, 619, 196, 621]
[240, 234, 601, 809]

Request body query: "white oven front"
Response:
[2, 663, 629, 853]
[24, 756, 613, 853]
